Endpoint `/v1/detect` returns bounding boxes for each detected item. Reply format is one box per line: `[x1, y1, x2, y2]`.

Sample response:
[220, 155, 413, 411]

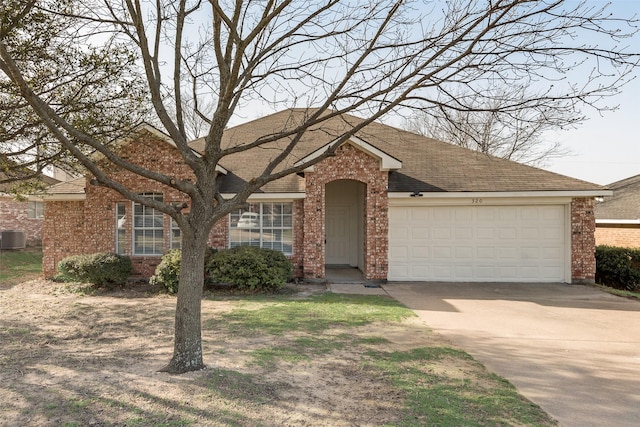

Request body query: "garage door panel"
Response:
[476, 209, 496, 220]
[433, 228, 451, 239]
[432, 209, 451, 221]
[476, 246, 495, 258]
[455, 208, 473, 221]
[521, 247, 539, 259]
[521, 227, 540, 239]
[521, 266, 540, 279]
[433, 246, 452, 258]
[542, 228, 563, 240]
[411, 246, 430, 259]
[497, 247, 518, 259]
[499, 228, 517, 239]
[389, 245, 408, 258]
[389, 205, 567, 282]
[412, 227, 429, 239]
[542, 246, 563, 259]
[499, 207, 517, 220]
[455, 228, 473, 239]
[432, 265, 453, 280]
[455, 246, 473, 258]
[520, 207, 539, 220]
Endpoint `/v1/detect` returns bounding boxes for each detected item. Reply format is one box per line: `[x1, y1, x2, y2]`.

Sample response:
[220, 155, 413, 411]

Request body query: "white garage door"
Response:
[388, 205, 567, 282]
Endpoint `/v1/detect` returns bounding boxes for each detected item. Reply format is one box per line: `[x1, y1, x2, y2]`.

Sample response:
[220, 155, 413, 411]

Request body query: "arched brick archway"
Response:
[303, 143, 388, 280]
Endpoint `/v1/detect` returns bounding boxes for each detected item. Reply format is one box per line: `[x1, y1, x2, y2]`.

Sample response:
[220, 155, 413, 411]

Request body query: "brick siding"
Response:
[42, 134, 307, 278]
[42, 200, 86, 275]
[0, 197, 44, 246]
[571, 197, 596, 283]
[595, 225, 640, 248]
[43, 134, 196, 277]
[303, 143, 388, 281]
[42, 133, 597, 284]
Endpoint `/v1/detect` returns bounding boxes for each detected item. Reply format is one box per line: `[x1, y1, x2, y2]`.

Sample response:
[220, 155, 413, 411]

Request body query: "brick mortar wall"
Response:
[571, 197, 596, 283]
[42, 200, 86, 276]
[303, 144, 388, 280]
[0, 197, 44, 246]
[43, 134, 307, 279]
[595, 225, 640, 248]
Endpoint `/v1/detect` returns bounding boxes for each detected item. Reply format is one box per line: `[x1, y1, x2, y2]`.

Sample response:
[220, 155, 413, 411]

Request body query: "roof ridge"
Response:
[606, 173, 640, 189]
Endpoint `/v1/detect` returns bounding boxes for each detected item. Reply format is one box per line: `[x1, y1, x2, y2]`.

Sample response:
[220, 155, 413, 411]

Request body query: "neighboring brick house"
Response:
[594, 174, 640, 248]
[42, 109, 609, 283]
[0, 174, 58, 247]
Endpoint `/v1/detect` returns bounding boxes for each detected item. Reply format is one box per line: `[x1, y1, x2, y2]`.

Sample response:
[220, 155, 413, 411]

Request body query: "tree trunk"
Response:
[160, 219, 209, 374]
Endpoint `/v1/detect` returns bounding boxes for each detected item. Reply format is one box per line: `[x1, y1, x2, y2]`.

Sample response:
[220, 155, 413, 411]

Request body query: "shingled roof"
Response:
[0, 169, 59, 196]
[190, 108, 604, 194]
[44, 109, 606, 197]
[595, 174, 640, 220]
[42, 176, 86, 199]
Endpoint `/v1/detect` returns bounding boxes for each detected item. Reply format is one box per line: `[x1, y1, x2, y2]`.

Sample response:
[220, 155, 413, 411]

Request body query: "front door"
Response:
[325, 206, 351, 265]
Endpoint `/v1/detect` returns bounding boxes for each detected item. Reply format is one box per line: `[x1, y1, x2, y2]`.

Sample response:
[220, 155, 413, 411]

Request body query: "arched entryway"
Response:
[325, 180, 365, 275]
[301, 142, 390, 281]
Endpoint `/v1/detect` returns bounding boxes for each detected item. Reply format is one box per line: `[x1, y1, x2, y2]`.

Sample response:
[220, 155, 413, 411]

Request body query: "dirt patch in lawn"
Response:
[0, 279, 553, 426]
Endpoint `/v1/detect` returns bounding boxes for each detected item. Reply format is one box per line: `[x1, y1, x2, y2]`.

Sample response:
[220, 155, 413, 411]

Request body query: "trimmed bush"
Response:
[57, 252, 132, 287]
[150, 247, 219, 294]
[150, 249, 182, 294]
[206, 246, 293, 292]
[595, 245, 640, 291]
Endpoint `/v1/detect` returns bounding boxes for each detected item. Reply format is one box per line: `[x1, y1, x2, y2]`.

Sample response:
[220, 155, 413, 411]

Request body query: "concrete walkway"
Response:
[381, 282, 640, 427]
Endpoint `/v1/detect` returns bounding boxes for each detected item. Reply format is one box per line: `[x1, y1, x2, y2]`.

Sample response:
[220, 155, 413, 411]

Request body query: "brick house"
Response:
[42, 109, 608, 283]
[0, 174, 58, 247]
[594, 174, 640, 248]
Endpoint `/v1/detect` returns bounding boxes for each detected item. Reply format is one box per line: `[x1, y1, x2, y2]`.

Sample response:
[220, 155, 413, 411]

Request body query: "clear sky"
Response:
[540, 0, 640, 185]
[542, 67, 640, 186]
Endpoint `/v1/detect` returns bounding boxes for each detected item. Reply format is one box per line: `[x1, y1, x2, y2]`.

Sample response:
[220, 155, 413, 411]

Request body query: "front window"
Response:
[27, 201, 44, 219]
[115, 202, 126, 255]
[170, 217, 181, 250]
[230, 202, 293, 255]
[133, 193, 164, 255]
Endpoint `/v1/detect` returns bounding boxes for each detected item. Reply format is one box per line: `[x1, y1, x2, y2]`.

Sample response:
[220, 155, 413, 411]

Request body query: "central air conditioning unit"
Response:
[0, 230, 26, 250]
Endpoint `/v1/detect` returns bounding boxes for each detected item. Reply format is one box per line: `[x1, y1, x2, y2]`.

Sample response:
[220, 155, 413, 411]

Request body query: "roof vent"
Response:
[1, 230, 26, 250]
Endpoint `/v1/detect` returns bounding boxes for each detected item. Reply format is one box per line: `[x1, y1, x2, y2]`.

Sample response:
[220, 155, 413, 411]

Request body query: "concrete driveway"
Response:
[382, 282, 640, 427]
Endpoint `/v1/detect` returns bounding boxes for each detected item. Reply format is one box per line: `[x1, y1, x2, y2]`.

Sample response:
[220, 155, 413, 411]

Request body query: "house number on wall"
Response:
[472, 198, 483, 204]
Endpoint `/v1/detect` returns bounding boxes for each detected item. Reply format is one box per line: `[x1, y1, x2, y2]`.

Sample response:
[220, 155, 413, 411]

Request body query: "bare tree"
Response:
[405, 87, 571, 166]
[0, 0, 149, 188]
[1, 0, 638, 373]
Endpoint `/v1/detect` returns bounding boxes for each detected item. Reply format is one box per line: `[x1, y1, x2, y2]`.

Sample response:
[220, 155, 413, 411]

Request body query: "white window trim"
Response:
[115, 202, 127, 255]
[132, 193, 164, 256]
[170, 217, 182, 250]
[229, 202, 294, 255]
[27, 201, 44, 219]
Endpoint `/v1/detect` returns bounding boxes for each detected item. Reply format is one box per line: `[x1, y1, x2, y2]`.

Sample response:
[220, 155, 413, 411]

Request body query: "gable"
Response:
[295, 136, 402, 172]
[595, 174, 640, 220]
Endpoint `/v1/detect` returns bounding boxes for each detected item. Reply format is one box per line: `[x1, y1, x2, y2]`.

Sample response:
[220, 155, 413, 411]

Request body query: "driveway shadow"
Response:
[383, 281, 640, 312]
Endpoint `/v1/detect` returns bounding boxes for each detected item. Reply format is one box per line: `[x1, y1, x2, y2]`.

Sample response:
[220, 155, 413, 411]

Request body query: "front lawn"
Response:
[0, 278, 558, 426]
[0, 247, 42, 286]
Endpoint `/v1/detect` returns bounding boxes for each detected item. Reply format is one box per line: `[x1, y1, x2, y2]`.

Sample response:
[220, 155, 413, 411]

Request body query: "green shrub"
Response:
[595, 245, 640, 291]
[206, 246, 292, 292]
[150, 247, 219, 294]
[57, 252, 132, 287]
[150, 249, 182, 294]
